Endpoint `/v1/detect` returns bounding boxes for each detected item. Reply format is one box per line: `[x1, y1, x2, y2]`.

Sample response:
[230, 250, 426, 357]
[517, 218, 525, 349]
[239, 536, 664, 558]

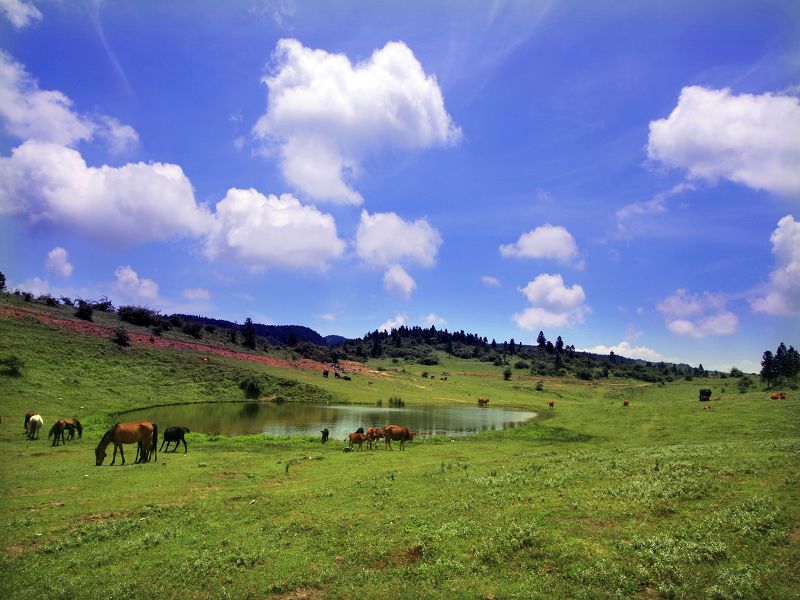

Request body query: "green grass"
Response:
[1, 305, 799, 599]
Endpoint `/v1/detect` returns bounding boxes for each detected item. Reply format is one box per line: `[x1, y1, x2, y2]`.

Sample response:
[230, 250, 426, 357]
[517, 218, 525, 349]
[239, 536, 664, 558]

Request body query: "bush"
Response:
[0, 355, 24, 376]
[388, 396, 405, 407]
[111, 326, 131, 347]
[182, 322, 204, 339]
[240, 378, 262, 399]
[535, 381, 544, 392]
[37, 294, 57, 307]
[118, 305, 160, 327]
[514, 360, 530, 370]
[503, 368, 512, 381]
[75, 300, 93, 322]
[576, 370, 593, 381]
[737, 377, 753, 394]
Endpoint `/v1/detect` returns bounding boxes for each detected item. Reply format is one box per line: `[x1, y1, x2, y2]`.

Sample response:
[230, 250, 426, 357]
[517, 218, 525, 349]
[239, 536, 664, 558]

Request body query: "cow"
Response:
[383, 425, 414, 450]
[322, 370, 329, 378]
[348, 432, 368, 451]
[477, 398, 490, 407]
[321, 428, 329, 443]
[699, 389, 712, 402]
[770, 392, 786, 400]
[548, 400, 555, 410]
[160, 426, 190, 453]
[366, 427, 384, 449]
[623, 400, 629, 407]
[334, 371, 340, 379]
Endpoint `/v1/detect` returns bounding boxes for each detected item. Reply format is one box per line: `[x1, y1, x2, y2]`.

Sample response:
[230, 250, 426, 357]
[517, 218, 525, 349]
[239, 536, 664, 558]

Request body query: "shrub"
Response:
[421, 371, 429, 378]
[240, 378, 262, 399]
[737, 377, 753, 394]
[388, 396, 405, 407]
[204, 325, 216, 333]
[576, 370, 593, 381]
[514, 360, 530, 370]
[111, 326, 131, 347]
[503, 368, 512, 381]
[182, 322, 204, 339]
[118, 305, 159, 327]
[0, 355, 24, 376]
[37, 294, 58, 307]
[75, 300, 93, 322]
[92, 296, 114, 312]
[535, 381, 544, 392]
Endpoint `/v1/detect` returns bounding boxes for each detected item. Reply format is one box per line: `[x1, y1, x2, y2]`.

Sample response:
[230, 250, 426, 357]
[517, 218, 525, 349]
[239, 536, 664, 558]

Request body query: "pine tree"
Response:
[537, 331, 546, 349]
[242, 318, 257, 350]
[0, 271, 6, 293]
[760, 351, 778, 389]
[555, 336, 564, 354]
[509, 338, 516, 355]
[371, 335, 383, 358]
[775, 343, 789, 379]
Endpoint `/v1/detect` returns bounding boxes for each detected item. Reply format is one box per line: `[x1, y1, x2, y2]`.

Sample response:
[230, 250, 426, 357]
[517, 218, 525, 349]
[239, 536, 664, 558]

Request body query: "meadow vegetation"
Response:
[0, 298, 798, 599]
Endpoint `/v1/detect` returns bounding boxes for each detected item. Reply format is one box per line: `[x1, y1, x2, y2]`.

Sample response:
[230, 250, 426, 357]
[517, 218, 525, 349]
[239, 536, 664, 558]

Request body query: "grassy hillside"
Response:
[1, 306, 798, 599]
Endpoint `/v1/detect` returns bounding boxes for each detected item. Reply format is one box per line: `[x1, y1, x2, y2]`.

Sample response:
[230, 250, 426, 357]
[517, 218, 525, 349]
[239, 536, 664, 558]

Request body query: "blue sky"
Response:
[1, 0, 798, 372]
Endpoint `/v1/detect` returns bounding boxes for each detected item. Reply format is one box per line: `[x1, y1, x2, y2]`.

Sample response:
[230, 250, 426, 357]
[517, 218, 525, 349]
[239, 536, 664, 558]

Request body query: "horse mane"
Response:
[96, 423, 119, 449]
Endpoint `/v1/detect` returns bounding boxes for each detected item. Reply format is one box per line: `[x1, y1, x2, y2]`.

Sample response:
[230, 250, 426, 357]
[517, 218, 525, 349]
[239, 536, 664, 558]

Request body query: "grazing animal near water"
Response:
[366, 427, 384, 449]
[322, 370, 329, 378]
[160, 426, 189, 453]
[348, 432, 368, 451]
[770, 392, 786, 400]
[49, 420, 67, 446]
[95, 421, 158, 466]
[548, 400, 555, 410]
[26, 414, 43, 439]
[24, 410, 36, 433]
[321, 428, 329, 443]
[477, 398, 490, 407]
[383, 425, 414, 450]
[62, 417, 83, 439]
[623, 400, 629, 407]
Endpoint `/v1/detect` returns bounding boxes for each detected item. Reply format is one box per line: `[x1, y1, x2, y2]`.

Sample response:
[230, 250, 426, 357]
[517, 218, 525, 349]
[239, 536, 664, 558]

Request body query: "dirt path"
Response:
[0, 305, 368, 375]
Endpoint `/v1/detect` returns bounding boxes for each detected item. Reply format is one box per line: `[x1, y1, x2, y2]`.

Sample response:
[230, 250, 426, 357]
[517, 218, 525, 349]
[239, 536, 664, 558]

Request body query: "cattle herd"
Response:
[344, 425, 415, 451]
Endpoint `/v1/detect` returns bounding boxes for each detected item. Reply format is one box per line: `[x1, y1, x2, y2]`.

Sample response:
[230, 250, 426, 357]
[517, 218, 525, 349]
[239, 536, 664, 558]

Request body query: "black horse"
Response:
[321, 428, 329, 443]
[160, 426, 189, 453]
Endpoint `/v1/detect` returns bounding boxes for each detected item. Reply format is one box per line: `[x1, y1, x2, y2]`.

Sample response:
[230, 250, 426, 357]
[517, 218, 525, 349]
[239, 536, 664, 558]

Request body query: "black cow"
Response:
[160, 426, 190, 453]
[321, 428, 329, 443]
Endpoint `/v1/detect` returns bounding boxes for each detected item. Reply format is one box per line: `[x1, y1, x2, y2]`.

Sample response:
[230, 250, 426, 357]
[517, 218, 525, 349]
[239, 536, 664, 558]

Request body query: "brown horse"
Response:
[24, 410, 36, 433]
[383, 425, 414, 450]
[49, 420, 66, 446]
[95, 422, 158, 466]
[62, 417, 83, 439]
[477, 398, 490, 406]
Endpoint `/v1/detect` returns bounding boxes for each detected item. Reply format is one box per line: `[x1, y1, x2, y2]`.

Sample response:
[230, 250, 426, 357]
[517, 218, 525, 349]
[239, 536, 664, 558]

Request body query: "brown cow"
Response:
[770, 392, 786, 400]
[366, 427, 384, 449]
[348, 432, 368, 451]
[548, 400, 555, 410]
[623, 400, 629, 407]
[383, 425, 414, 450]
[477, 398, 490, 407]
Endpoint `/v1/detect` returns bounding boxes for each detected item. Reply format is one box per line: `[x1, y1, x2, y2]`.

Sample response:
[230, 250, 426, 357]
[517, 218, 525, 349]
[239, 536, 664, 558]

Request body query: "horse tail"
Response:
[151, 423, 158, 462]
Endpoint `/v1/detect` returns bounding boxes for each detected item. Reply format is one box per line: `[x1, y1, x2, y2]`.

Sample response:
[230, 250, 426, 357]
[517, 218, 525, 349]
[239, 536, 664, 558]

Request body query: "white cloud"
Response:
[113, 266, 159, 303]
[253, 38, 461, 204]
[0, 51, 138, 151]
[378, 313, 408, 333]
[615, 182, 696, 236]
[423, 313, 447, 327]
[0, 0, 40, 29]
[578, 340, 669, 363]
[383, 264, 416, 298]
[0, 141, 213, 246]
[513, 273, 590, 330]
[355, 210, 442, 268]
[182, 288, 210, 301]
[316, 312, 336, 321]
[45, 247, 73, 278]
[481, 275, 501, 287]
[500, 224, 582, 267]
[204, 188, 346, 271]
[12, 276, 51, 296]
[750, 214, 800, 316]
[648, 86, 800, 197]
[657, 289, 738, 338]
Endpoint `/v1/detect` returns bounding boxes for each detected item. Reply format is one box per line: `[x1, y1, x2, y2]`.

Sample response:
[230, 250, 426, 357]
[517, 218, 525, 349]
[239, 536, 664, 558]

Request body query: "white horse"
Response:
[27, 414, 43, 439]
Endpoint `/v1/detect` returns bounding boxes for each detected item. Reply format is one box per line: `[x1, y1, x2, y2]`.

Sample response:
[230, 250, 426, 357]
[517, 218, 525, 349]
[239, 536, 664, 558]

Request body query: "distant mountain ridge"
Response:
[174, 314, 348, 347]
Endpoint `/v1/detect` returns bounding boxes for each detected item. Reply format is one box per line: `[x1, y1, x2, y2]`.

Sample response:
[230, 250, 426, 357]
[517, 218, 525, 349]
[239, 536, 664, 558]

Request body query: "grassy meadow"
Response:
[1, 307, 799, 599]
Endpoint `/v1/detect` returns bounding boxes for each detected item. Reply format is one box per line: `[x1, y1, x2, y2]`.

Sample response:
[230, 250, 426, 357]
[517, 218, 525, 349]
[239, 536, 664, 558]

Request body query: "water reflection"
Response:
[119, 402, 537, 439]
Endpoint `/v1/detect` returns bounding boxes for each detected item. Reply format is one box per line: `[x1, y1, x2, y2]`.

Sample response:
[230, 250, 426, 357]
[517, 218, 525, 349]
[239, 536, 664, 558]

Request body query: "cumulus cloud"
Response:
[113, 266, 159, 303]
[0, 141, 213, 246]
[500, 224, 582, 267]
[383, 265, 416, 298]
[0, 51, 138, 151]
[512, 273, 590, 330]
[45, 247, 73, 278]
[750, 214, 800, 316]
[378, 313, 408, 333]
[657, 289, 738, 338]
[481, 275, 501, 287]
[253, 38, 461, 204]
[0, 0, 41, 29]
[648, 86, 800, 197]
[182, 288, 210, 301]
[205, 188, 346, 271]
[423, 313, 446, 327]
[355, 210, 442, 268]
[578, 340, 669, 363]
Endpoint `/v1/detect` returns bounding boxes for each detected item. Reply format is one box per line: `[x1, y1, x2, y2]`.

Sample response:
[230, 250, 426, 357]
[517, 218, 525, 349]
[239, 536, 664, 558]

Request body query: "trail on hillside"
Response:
[0, 305, 369, 375]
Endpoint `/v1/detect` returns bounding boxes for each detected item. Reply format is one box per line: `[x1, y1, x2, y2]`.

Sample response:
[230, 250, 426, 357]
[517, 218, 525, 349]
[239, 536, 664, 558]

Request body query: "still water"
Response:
[119, 402, 537, 439]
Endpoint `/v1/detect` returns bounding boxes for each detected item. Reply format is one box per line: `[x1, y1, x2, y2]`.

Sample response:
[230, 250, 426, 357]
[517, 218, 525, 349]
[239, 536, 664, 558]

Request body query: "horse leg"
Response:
[119, 444, 126, 465]
[111, 445, 118, 466]
[182, 437, 188, 454]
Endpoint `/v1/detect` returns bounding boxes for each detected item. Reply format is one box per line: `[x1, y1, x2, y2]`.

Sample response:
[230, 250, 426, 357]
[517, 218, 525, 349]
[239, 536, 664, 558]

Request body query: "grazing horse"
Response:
[26, 414, 43, 439]
[477, 398, 490, 407]
[366, 427, 384, 449]
[95, 422, 158, 466]
[548, 400, 555, 410]
[49, 420, 67, 446]
[348, 432, 368, 451]
[321, 428, 329, 443]
[160, 426, 189, 453]
[623, 400, 629, 407]
[24, 410, 36, 433]
[383, 425, 414, 450]
[62, 417, 83, 439]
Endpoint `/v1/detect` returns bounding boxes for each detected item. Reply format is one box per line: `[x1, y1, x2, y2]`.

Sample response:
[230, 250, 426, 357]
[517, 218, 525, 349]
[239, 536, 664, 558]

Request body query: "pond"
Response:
[119, 402, 538, 439]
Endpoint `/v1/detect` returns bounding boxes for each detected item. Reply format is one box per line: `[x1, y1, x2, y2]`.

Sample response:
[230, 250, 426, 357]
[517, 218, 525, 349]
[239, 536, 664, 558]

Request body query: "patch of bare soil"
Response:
[82, 511, 122, 522]
[270, 588, 324, 600]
